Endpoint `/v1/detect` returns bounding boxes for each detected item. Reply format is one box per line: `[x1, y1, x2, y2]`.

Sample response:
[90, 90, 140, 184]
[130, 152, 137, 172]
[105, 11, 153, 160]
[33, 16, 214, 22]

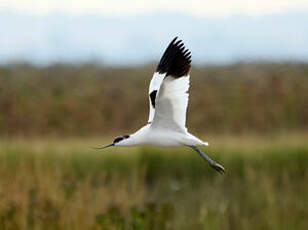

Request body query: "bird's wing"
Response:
[147, 37, 185, 123]
[150, 37, 191, 131]
[148, 72, 165, 123]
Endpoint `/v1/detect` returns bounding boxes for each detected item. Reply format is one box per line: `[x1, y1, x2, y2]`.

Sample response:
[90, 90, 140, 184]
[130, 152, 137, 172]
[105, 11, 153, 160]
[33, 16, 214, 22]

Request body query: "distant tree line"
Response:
[0, 62, 307, 137]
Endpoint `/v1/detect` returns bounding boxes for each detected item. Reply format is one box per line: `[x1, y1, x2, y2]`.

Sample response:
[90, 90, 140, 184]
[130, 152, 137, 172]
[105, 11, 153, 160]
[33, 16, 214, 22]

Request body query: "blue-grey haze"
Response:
[0, 11, 307, 65]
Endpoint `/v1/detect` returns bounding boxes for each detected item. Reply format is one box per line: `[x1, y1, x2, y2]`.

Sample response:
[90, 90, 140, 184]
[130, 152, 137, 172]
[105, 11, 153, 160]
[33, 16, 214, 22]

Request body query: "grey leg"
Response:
[190, 146, 225, 174]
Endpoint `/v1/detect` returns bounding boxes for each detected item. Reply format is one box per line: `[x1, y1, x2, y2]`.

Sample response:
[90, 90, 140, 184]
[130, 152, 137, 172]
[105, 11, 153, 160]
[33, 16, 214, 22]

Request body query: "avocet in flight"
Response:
[96, 37, 225, 174]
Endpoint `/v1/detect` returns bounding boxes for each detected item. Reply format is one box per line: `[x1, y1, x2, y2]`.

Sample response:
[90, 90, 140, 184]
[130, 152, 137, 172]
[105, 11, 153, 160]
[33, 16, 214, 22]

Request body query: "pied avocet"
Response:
[96, 37, 225, 174]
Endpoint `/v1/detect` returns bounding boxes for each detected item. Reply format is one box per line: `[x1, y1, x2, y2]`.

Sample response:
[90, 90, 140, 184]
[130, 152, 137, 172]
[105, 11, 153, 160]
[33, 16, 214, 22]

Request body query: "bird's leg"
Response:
[190, 146, 225, 174]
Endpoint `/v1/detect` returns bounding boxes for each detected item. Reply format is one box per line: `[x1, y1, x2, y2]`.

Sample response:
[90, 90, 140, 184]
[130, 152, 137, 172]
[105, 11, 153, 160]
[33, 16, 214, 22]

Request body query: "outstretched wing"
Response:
[150, 37, 191, 131]
[148, 37, 188, 124]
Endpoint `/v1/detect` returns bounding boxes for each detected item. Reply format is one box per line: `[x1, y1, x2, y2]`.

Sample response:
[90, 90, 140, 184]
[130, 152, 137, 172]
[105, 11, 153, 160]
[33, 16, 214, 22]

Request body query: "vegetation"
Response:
[1, 62, 308, 136]
[0, 134, 307, 229]
[1, 62, 308, 229]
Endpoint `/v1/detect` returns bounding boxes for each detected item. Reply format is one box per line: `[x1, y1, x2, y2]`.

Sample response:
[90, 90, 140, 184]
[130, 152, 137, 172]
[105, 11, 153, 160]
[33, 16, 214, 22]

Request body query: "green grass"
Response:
[0, 134, 308, 229]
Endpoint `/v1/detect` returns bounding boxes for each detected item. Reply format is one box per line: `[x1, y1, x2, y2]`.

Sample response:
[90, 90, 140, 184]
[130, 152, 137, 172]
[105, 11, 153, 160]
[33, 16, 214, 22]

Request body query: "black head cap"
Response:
[113, 135, 130, 144]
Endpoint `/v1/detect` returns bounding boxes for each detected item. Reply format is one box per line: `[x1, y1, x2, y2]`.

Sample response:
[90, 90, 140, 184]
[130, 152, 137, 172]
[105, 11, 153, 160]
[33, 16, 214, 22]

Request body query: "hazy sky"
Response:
[1, 0, 308, 17]
[1, 1, 307, 65]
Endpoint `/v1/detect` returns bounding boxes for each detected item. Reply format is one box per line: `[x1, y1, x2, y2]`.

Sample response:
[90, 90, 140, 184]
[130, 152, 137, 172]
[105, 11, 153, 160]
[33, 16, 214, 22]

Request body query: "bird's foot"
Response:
[210, 162, 225, 174]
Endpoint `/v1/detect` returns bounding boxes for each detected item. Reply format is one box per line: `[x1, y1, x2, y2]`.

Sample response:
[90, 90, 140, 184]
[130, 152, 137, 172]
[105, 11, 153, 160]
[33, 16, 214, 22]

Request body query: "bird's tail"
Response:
[186, 132, 209, 146]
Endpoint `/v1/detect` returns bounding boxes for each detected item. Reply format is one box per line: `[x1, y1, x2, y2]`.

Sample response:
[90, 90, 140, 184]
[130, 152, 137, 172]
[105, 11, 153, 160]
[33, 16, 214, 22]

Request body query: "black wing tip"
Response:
[171, 36, 178, 43]
[156, 37, 191, 78]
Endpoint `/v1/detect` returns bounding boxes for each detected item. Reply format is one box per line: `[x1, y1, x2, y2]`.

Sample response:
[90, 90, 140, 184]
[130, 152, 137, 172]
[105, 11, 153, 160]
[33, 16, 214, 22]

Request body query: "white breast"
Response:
[126, 125, 203, 147]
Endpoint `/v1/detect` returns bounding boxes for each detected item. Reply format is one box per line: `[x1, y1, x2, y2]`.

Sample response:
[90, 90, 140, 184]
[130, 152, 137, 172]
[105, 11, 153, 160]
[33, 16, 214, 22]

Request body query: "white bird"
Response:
[96, 37, 225, 174]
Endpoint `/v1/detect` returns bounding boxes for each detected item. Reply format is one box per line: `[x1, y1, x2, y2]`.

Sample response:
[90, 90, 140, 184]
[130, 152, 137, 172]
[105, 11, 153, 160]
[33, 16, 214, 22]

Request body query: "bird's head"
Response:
[94, 135, 131, 149]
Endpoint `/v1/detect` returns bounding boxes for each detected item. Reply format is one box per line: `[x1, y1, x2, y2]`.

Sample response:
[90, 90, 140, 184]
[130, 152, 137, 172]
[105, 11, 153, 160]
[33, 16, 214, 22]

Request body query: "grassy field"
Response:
[0, 133, 307, 230]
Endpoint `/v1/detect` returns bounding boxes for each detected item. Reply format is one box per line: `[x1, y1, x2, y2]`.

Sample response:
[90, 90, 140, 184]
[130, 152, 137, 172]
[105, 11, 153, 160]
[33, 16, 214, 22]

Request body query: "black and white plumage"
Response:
[96, 37, 225, 174]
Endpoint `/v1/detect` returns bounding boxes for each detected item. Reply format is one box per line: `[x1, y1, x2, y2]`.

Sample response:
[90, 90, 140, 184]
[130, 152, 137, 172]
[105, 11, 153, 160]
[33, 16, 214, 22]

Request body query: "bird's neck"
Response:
[117, 126, 149, 146]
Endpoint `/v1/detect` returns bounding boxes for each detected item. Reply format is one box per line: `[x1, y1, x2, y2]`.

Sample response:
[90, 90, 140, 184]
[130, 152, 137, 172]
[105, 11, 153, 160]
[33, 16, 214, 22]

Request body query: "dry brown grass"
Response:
[1, 62, 308, 136]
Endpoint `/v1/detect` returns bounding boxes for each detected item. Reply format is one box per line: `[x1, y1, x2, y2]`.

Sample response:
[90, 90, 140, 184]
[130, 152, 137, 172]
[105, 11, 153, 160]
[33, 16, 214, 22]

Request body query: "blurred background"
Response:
[0, 1, 308, 229]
